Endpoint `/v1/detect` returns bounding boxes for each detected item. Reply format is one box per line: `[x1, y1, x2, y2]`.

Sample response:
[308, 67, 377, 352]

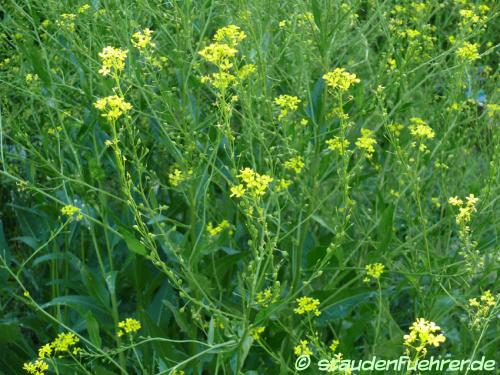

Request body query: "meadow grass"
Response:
[0, 0, 499, 374]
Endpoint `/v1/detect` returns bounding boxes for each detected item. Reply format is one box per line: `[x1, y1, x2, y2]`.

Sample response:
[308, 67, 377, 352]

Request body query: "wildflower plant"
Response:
[403, 318, 446, 358]
[0, 0, 498, 374]
[468, 291, 498, 329]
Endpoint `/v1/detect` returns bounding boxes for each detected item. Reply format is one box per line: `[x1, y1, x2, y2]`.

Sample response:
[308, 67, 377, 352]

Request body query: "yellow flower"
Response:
[250, 326, 265, 340]
[98, 46, 128, 76]
[276, 178, 292, 192]
[38, 344, 52, 359]
[484, 103, 499, 119]
[230, 184, 246, 198]
[326, 137, 350, 154]
[78, 4, 90, 13]
[94, 95, 132, 121]
[355, 128, 377, 159]
[56, 13, 76, 32]
[274, 95, 301, 120]
[363, 263, 385, 283]
[387, 58, 397, 70]
[329, 339, 340, 352]
[61, 205, 83, 221]
[25, 73, 38, 83]
[409, 118, 435, 139]
[131, 28, 156, 51]
[213, 25, 246, 47]
[468, 290, 497, 328]
[323, 68, 360, 92]
[232, 168, 273, 198]
[448, 196, 463, 206]
[199, 43, 238, 70]
[294, 340, 313, 357]
[237, 64, 256, 80]
[198, 25, 247, 91]
[117, 318, 141, 337]
[449, 193, 478, 225]
[169, 168, 189, 187]
[456, 42, 480, 61]
[51, 332, 79, 353]
[386, 123, 404, 136]
[23, 359, 48, 375]
[256, 287, 273, 307]
[403, 318, 445, 357]
[207, 220, 231, 237]
[294, 296, 321, 316]
[207, 71, 237, 90]
[284, 156, 305, 174]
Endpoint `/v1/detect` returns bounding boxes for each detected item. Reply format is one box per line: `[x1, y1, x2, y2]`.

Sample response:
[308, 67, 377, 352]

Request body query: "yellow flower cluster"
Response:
[37, 344, 51, 359]
[52, 332, 80, 353]
[403, 318, 446, 357]
[468, 290, 496, 328]
[213, 24, 247, 46]
[323, 68, 360, 92]
[409, 118, 435, 139]
[169, 168, 191, 187]
[456, 41, 480, 61]
[250, 326, 265, 340]
[230, 168, 273, 198]
[131, 28, 156, 51]
[56, 13, 76, 32]
[486, 103, 499, 118]
[199, 25, 252, 90]
[448, 194, 478, 225]
[386, 122, 404, 137]
[23, 332, 80, 374]
[98, 46, 128, 76]
[284, 156, 305, 174]
[276, 178, 292, 192]
[199, 43, 238, 70]
[458, 6, 489, 33]
[409, 117, 435, 152]
[94, 95, 132, 121]
[294, 296, 321, 316]
[329, 339, 340, 352]
[61, 204, 83, 221]
[22, 359, 48, 375]
[363, 263, 385, 283]
[274, 95, 301, 120]
[207, 220, 231, 237]
[326, 137, 350, 154]
[256, 287, 273, 307]
[78, 4, 90, 14]
[294, 339, 313, 357]
[355, 128, 377, 159]
[117, 318, 141, 337]
[25, 73, 39, 83]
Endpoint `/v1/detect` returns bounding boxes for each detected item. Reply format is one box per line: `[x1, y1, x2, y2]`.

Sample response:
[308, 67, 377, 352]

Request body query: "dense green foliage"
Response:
[0, 0, 498, 374]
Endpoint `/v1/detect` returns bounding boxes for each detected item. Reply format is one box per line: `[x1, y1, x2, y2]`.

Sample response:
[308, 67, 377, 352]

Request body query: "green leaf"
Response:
[24, 43, 52, 90]
[317, 290, 376, 326]
[41, 295, 109, 318]
[377, 204, 395, 252]
[0, 324, 22, 344]
[118, 228, 147, 256]
[85, 312, 102, 347]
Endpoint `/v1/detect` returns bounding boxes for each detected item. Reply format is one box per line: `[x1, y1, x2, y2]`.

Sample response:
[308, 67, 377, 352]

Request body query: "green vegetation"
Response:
[0, 0, 498, 374]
